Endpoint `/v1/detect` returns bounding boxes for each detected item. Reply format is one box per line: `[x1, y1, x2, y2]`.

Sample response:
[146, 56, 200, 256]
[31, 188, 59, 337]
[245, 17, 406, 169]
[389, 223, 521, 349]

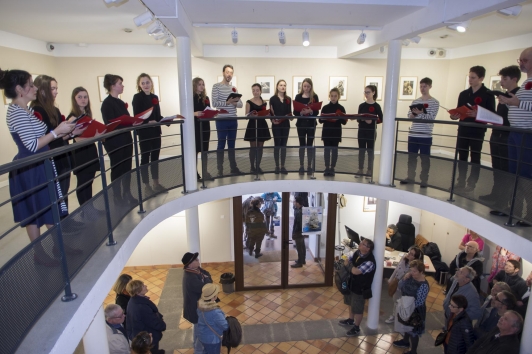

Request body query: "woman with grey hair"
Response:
[385, 224, 402, 251]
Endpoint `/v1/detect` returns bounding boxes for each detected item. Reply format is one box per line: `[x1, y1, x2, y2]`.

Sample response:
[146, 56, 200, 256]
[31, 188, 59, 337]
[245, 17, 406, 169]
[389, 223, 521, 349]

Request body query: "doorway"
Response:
[233, 192, 337, 291]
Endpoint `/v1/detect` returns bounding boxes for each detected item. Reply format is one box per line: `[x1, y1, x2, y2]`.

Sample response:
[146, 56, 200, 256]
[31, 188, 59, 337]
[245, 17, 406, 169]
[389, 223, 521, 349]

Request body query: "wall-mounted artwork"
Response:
[217, 76, 237, 88]
[399, 76, 417, 100]
[255, 76, 275, 100]
[363, 196, 377, 212]
[292, 76, 311, 100]
[490, 75, 502, 91]
[329, 76, 348, 101]
[364, 76, 383, 101]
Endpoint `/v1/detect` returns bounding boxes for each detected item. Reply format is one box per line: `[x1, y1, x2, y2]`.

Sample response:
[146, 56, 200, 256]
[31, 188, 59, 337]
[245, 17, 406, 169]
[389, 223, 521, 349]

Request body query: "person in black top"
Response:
[244, 83, 271, 173]
[319, 88, 346, 176]
[193, 77, 213, 181]
[291, 197, 305, 268]
[479, 66, 520, 213]
[294, 78, 320, 175]
[450, 66, 496, 192]
[269, 79, 292, 174]
[356, 85, 383, 178]
[101, 74, 139, 204]
[132, 73, 165, 196]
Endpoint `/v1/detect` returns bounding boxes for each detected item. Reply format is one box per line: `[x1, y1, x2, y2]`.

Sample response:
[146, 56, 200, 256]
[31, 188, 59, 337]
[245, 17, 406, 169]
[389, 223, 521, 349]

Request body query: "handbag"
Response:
[434, 330, 447, 346]
[201, 311, 223, 340]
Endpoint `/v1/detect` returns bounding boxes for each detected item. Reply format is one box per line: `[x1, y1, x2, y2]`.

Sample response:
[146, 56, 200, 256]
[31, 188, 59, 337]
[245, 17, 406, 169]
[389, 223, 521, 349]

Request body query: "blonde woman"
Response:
[294, 78, 319, 175]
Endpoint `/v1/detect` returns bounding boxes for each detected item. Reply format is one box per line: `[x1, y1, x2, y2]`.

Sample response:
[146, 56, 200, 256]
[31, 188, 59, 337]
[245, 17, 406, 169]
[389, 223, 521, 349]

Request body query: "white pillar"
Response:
[186, 206, 201, 253]
[521, 302, 532, 354]
[82, 305, 110, 354]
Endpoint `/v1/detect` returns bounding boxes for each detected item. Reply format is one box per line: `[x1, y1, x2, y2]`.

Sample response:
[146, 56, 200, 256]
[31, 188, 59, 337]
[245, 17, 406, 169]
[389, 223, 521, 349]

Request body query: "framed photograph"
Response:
[292, 76, 310, 99]
[255, 76, 275, 99]
[363, 196, 377, 212]
[399, 76, 417, 100]
[217, 76, 237, 88]
[465, 75, 470, 90]
[329, 76, 348, 101]
[364, 76, 383, 101]
[490, 75, 502, 91]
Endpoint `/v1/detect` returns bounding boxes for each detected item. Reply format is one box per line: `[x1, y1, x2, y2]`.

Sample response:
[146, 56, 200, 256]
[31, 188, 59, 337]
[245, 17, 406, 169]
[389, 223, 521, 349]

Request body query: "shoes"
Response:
[269, 235, 278, 239]
[385, 315, 395, 324]
[324, 168, 331, 176]
[365, 170, 372, 179]
[217, 169, 224, 177]
[250, 167, 257, 174]
[257, 167, 264, 174]
[392, 339, 410, 349]
[34, 252, 61, 267]
[462, 185, 475, 193]
[400, 180, 410, 184]
[355, 169, 363, 178]
[299, 166, 305, 175]
[248, 248, 253, 256]
[329, 168, 335, 177]
[255, 253, 263, 258]
[281, 167, 288, 174]
[442, 290, 447, 295]
[346, 326, 361, 336]
[307, 166, 313, 175]
[230, 168, 243, 175]
[275, 166, 280, 174]
[479, 194, 496, 202]
[490, 210, 508, 216]
[53, 244, 83, 257]
[338, 318, 354, 326]
[125, 194, 138, 205]
[201, 172, 214, 181]
[197, 172, 201, 181]
[291, 263, 303, 268]
[144, 184, 155, 196]
[516, 221, 531, 227]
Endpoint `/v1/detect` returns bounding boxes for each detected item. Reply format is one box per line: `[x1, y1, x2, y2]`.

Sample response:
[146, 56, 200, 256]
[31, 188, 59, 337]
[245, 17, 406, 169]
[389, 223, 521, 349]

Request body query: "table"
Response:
[383, 250, 435, 278]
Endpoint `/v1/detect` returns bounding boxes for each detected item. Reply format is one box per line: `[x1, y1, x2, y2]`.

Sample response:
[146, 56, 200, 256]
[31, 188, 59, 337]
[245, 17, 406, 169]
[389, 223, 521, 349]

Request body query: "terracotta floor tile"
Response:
[276, 342, 293, 352]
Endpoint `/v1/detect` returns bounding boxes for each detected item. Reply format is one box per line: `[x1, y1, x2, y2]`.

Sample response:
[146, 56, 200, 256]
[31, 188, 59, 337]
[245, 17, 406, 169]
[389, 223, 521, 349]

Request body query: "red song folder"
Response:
[292, 100, 323, 113]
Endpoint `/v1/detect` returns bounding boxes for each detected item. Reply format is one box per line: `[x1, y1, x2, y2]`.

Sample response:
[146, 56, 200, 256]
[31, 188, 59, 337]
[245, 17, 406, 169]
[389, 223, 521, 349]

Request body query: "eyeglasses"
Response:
[494, 297, 504, 304]
[517, 58, 529, 64]
[112, 313, 125, 318]
[449, 303, 460, 309]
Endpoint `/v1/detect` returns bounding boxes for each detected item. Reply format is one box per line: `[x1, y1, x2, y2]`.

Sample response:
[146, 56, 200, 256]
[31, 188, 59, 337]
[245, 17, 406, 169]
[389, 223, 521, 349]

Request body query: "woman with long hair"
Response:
[269, 79, 292, 174]
[130, 331, 153, 354]
[356, 85, 382, 178]
[0, 68, 76, 267]
[319, 87, 346, 176]
[67, 87, 100, 207]
[101, 74, 137, 204]
[132, 73, 165, 195]
[294, 78, 319, 175]
[193, 77, 213, 181]
[244, 83, 271, 173]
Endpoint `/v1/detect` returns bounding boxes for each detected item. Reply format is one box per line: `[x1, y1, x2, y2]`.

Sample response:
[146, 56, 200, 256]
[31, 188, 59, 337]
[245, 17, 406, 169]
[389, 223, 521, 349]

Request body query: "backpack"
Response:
[334, 259, 351, 295]
[222, 316, 242, 354]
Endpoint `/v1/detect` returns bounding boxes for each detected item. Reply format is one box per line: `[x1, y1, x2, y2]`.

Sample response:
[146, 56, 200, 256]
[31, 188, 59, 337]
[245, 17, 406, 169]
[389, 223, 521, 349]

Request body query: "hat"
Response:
[201, 283, 219, 301]
[182, 252, 198, 267]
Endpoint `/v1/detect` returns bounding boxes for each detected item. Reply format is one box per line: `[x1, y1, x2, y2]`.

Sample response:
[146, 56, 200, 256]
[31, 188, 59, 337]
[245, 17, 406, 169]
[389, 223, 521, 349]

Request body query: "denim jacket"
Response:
[196, 300, 229, 344]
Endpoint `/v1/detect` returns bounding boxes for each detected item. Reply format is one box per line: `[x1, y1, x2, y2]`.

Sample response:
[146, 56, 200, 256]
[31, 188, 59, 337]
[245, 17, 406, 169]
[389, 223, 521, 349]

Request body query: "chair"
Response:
[396, 214, 415, 252]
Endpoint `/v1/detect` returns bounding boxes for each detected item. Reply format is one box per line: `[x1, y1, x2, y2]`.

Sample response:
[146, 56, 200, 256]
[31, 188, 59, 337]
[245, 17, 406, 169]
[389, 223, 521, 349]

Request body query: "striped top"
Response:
[211, 82, 243, 116]
[407, 97, 439, 138]
[508, 77, 532, 129]
[6, 104, 47, 153]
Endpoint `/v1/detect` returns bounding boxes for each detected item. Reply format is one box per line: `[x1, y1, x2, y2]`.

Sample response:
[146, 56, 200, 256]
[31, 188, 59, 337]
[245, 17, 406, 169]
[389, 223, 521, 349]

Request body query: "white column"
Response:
[521, 302, 532, 354]
[82, 305, 110, 354]
[186, 206, 201, 253]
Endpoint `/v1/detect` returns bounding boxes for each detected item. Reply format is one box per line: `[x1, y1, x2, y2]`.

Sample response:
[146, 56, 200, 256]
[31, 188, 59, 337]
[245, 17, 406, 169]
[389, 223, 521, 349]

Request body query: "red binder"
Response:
[109, 115, 145, 126]
[292, 100, 323, 113]
[448, 106, 472, 120]
[79, 120, 121, 138]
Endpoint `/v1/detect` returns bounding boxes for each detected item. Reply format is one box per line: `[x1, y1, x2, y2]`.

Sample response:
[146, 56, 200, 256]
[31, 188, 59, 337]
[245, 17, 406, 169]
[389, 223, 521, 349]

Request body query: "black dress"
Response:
[193, 94, 211, 153]
[319, 102, 347, 144]
[357, 102, 383, 171]
[244, 100, 271, 142]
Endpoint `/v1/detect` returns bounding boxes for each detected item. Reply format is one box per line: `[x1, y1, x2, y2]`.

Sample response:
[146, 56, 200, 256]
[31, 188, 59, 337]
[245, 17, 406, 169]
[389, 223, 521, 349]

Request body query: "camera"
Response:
[46, 43, 55, 52]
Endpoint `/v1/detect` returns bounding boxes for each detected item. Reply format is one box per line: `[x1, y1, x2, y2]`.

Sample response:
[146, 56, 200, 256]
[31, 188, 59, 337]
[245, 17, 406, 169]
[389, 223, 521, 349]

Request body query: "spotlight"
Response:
[498, 5, 522, 16]
[133, 11, 154, 27]
[402, 39, 410, 46]
[152, 31, 167, 40]
[278, 30, 286, 45]
[410, 36, 421, 44]
[163, 36, 174, 48]
[302, 30, 310, 47]
[147, 21, 164, 36]
[104, 0, 122, 3]
[357, 31, 366, 45]
[447, 21, 470, 33]
[379, 46, 385, 53]
[231, 28, 238, 44]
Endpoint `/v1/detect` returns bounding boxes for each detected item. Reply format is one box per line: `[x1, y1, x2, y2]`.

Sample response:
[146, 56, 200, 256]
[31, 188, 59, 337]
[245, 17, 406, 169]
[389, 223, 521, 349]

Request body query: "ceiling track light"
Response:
[410, 36, 421, 44]
[133, 11, 154, 27]
[103, 0, 123, 4]
[163, 36, 174, 48]
[402, 39, 410, 46]
[447, 21, 470, 33]
[231, 28, 238, 44]
[302, 30, 310, 47]
[147, 21, 164, 36]
[357, 30, 366, 45]
[278, 29, 286, 45]
[498, 5, 522, 16]
[152, 31, 168, 40]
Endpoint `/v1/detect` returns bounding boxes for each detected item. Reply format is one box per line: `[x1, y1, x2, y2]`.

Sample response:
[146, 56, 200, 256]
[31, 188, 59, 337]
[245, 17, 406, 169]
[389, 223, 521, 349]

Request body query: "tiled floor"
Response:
[243, 259, 325, 287]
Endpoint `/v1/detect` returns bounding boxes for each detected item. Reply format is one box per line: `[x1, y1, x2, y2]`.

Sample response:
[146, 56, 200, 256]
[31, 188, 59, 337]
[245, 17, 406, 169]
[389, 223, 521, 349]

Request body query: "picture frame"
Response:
[329, 76, 348, 101]
[363, 196, 377, 212]
[292, 76, 310, 100]
[399, 76, 417, 100]
[489, 75, 502, 91]
[364, 76, 383, 101]
[217, 75, 237, 89]
[255, 76, 275, 100]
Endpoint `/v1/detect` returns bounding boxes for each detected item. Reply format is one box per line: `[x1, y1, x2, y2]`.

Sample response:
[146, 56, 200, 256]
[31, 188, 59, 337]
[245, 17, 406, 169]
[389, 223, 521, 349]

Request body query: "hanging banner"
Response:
[302, 206, 323, 233]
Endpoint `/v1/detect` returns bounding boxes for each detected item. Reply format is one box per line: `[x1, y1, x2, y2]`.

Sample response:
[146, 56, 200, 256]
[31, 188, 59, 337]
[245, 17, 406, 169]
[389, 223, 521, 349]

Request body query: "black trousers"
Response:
[75, 171, 95, 206]
[487, 130, 510, 199]
[248, 236, 264, 254]
[323, 140, 339, 168]
[293, 236, 306, 264]
[272, 123, 290, 167]
[108, 145, 133, 196]
[139, 135, 161, 183]
[456, 134, 484, 187]
[358, 130, 376, 171]
[297, 126, 315, 166]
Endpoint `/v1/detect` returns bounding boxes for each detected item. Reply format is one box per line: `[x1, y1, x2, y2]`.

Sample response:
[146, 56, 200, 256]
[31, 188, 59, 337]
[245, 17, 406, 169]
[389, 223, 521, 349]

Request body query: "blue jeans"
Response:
[407, 137, 432, 183]
[193, 324, 204, 354]
[216, 120, 238, 170]
[202, 342, 221, 354]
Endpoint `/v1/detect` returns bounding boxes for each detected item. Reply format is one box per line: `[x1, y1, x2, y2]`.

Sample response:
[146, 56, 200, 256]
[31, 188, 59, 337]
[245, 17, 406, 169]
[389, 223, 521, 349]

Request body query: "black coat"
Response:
[100, 95, 133, 153]
[445, 311, 475, 354]
[319, 102, 346, 143]
[465, 328, 520, 354]
[126, 295, 166, 343]
[115, 293, 131, 313]
[67, 113, 99, 176]
[449, 252, 483, 293]
[182, 268, 213, 324]
[132, 92, 162, 138]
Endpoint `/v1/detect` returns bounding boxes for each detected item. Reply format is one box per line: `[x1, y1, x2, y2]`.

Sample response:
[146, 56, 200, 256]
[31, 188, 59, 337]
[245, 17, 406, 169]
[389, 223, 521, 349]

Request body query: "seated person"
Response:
[448, 241, 483, 293]
[385, 224, 402, 251]
[466, 310, 522, 354]
[516, 270, 531, 318]
[458, 230, 484, 256]
[492, 260, 528, 301]
[474, 289, 516, 339]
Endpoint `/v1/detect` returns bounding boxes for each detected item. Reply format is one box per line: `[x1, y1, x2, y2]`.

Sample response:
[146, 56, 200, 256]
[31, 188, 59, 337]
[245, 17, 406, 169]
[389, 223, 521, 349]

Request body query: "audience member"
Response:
[260, 192, 282, 238]
[444, 266, 482, 321]
[130, 331, 152, 354]
[492, 260, 528, 300]
[105, 304, 130, 354]
[465, 310, 523, 354]
[474, 282, 511, 338]
[339, 239, 376, 336]
[476, 289, 516, 339]
[385, 224, 402, 252]
[516, 270, 531, 318]
[196, 284, 229, 354]
[246, 198, 267, 258]
[291, 197, 306, 268]
[448, 241, 483, 293]
[182, 252, 212, 354]
[113, 274, 133, 328]
[444, 295, 475, 354]
[458, 230, 484, 255]
[126, 280, 166, 354]
[487, 246, 520, 283]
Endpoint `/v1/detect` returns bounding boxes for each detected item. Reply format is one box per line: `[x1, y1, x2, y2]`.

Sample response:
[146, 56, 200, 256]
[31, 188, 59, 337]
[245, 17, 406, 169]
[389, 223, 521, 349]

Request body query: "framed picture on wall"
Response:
[293, 76, 310, 99]
[399, 76, 417, 100]
[363, 196, 377, 212]
[217, 76, 237, 88]
[329, 76, 348, 101]
[364, 76, 383, 101]
[255, 76, 275, 99]
[489, 75, 502, 91]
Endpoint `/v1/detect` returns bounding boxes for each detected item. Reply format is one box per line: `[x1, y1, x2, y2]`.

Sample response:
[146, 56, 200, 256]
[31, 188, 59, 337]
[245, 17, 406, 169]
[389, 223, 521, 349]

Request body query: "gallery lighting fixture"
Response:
[152, 31, 168, 40]
[147, 21, 164, 36]
[231, 28, 238, 44]
[498, 5, 522, 16]
[104, 0, 123, 4]
[410, 36, 421, 44]
[278, 30, 286, 45]
[163, 36, 174, 48]
[302, 30, 310, 47]
[133, 11, 154, 27]
[402, 39, 410, 46]
[357, 31, 366, 45]
[447, 21, 470, 33]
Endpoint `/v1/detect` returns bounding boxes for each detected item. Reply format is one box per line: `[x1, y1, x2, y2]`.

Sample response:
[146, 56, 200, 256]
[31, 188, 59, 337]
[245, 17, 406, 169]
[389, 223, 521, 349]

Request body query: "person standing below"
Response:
[260, 192, 282, 238]
[196, 284, 229, 354]
[516, 270, 531, 318]
[450, 66, 495, 193]
[246, 198, 267, 258]
[491, 260, 528, 301]
[487, 246, 520, 284]
[338, 239, 376, 336]
[291, 197, 306, 268]
[458, 230, 485, 256]
[269, 79, 292, 174]
[400, 77, 439, 187]
[474, 282, 513, 339]
[193, 77, 213, 181]
[356, 85, 382, 179]
[104, 304, 130, 354]
[448, 241, 483, 293]
[182, 252, 213, 354]
[443, 295, 475, 354]
[294, 78, 320, 175]
[319, 87, 346, 177]
[479, 66, 521, 212]
[211, 65, 243, 176]
[113, 273, 133, 329]
[244, 83, 271, 174]
[499, 47, 532, 226]
[444, 266, 482, 321]
[385, 224, 402, 252]
[465, 310, 523, 354]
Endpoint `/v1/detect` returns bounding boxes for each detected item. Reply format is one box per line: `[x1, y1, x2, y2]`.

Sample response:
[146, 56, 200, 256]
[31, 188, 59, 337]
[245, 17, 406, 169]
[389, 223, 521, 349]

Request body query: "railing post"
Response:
[310, 117, 316, 180]
[199, 119, 207, 189]
[97, 141, 117, 246]
[448, 131, 460, 202]
[43, 158, 77, 302]
[180, 124, 188, 194]
[391, 120, 399, 187]
[132, 130, 145, 214]
[506, 133, 526, 226]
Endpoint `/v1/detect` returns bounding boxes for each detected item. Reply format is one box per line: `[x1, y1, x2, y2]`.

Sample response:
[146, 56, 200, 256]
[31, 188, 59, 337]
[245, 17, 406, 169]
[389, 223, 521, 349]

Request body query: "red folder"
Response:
[160, 114, 184, 122]
[199, 110, 219, 119]
[292, 100, 323, 113]
[109, 115, 145, 126]
[257, 110, 270, 117]
[135, 107, 153, 120]
[448, 106, 472, 120]
[80, 120, 121, 138]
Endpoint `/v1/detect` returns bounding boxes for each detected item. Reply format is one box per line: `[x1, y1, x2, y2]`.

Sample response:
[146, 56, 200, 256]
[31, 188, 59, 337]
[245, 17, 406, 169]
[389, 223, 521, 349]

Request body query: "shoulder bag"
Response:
[201, 311, 223, 340]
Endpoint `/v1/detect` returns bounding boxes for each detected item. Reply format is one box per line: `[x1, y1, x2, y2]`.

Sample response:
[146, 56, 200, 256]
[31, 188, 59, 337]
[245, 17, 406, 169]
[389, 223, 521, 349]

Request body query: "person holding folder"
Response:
[356, 85, 382, 178]
[193, 77, 213, 181]
[244, 83, 271, 174]
[319, 87, 346, 176]
[294, 78, 319, 175]
[269, 79, 292, 174]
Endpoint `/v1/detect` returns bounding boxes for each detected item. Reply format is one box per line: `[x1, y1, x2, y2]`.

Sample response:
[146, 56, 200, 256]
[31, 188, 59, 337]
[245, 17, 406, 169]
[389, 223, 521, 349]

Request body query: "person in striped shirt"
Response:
[211, 64, 243, 176]
[499, 47, 532, 226]
[400, 77, 439, 187]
